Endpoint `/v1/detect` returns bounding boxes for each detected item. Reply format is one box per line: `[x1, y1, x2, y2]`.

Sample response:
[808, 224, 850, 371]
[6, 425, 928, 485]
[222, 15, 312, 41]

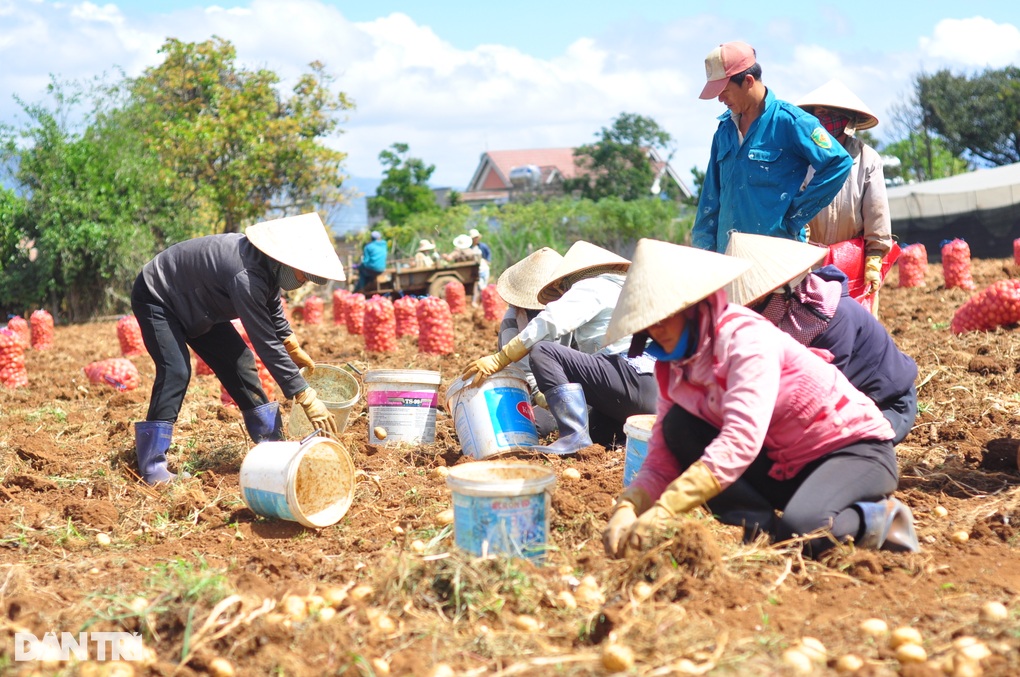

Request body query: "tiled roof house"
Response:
[460, 147, 692, 207]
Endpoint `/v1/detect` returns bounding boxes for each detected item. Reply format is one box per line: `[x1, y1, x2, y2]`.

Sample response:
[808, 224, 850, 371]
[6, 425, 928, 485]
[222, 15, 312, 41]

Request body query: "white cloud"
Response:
[920, 17, 1020, 69]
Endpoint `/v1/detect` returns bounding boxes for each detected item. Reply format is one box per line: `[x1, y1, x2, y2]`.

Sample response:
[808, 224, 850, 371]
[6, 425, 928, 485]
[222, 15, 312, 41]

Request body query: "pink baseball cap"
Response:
[699, 41, 756, 100]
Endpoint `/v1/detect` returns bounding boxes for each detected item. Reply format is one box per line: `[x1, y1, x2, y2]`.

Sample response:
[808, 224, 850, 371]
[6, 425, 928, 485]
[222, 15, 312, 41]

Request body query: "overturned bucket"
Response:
[239, 435, 355, 528]
[447, 364, 539, 460]
[364, 369, 441, 445]
[289, 364, 361, 439]
[623, 414, 656, 487]
[446, 462, 556, 560]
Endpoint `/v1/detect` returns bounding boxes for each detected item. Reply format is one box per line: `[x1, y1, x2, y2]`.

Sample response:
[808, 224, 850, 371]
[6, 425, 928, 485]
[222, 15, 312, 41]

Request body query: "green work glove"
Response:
[283, 334, 315, 373]
[461, 336, 528, 386]
[294, 387, 338, 437]
[627, 460, 721, 553]
[864, 255, 883, 295]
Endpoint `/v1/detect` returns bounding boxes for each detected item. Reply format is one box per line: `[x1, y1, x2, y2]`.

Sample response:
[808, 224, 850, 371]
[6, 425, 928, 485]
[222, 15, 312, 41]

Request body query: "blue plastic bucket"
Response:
[445, 462, 556, 560]
[623, 414, 656, 487]
[446, 365, 539, 459]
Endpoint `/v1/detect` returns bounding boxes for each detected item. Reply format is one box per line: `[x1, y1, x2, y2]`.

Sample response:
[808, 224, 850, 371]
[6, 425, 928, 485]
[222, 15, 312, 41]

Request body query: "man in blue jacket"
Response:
[356, 230, 388, 291]
[692, 41, 852, 254]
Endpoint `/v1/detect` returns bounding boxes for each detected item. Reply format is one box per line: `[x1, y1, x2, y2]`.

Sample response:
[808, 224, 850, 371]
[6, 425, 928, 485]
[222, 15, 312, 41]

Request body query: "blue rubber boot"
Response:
[134, 421, 178, 485]
[242, 402, 284, 443]
[855, 497, 920, 552]
[535, 383, 593, 455]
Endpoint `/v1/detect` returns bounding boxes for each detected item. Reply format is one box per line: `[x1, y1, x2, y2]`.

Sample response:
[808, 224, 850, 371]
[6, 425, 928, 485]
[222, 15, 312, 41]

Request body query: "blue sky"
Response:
[2, 1, 1019, 229]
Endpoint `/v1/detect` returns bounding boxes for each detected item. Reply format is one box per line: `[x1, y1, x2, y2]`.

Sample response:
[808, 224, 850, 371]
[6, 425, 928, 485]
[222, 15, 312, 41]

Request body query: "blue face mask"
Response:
[645, 323, 694, 361]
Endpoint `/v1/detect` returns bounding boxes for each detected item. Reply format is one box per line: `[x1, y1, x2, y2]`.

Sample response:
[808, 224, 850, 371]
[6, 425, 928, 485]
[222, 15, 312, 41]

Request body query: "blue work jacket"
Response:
[692, 88, 852, 253]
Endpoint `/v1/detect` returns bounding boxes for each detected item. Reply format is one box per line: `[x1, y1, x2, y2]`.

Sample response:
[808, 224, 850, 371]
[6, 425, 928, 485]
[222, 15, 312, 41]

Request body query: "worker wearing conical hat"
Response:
[131, 212, 344, 485]
[463, 241, 658, 454]
[796, 79, 894, 317]
[601, 239, 917, 559]
[724, 233, 918, 445]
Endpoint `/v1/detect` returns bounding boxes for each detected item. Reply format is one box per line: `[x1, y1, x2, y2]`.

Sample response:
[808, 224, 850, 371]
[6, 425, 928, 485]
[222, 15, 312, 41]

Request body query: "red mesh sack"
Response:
[444, 280, 467, 315]
[0, 328, 28, 388]
[117, 315, 147, 357]
[30, 310, 54, 351]
[1014, 238, 1020, 266]
[950, 279, 1020, 334]
[303, 295, 324, 325]
[897, 244, 928, 288]
[84, 358, 140, 391]
[941, 239, 976, 290]
[417, 296, 455, 354]
[7, 316, 30, 347]
[481, 284, 507, 321]
[364, 295, 397, 353]
[344, 293, 366, 335]
[332, 289, 350, 326]
[822, 236, 900, 311]
[394, 296, 419, 338]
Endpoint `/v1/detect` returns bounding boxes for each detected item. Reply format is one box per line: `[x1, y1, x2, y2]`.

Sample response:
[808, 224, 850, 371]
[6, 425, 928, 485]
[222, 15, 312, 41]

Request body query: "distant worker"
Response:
[469, 228, 492, 306]
[692, 41, 852, 253]
[796, 80, 895, 316]
[130, 213, 344, 484]
[355, 230, 388, 292]
[414, 239, 439, 268]
[444, 234, 479, 263]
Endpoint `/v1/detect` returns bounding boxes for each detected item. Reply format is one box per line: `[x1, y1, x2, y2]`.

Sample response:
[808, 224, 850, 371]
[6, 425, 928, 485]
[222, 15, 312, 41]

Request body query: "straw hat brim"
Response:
[418, 241, 436, 252]
[245, 212, 346, 281]
[453, 234, 473, 249]
[605, 239, 751, 346]
[496, 247, 565, 310]
[723, 233, 828, 306]
[537, 241, 630, 305]
[796, 79, 879, 130]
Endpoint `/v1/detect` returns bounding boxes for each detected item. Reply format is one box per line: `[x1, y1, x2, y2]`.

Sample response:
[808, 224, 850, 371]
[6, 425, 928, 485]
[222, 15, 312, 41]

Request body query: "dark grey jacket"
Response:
[142, 233, 306, 398]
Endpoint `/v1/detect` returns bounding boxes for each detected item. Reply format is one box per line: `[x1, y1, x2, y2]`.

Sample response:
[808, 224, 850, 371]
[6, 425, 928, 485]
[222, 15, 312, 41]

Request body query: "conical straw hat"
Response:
[605, 239, 751, 346]
[723, 233, 828, 306]
[245, 212, 346, 281]
[795, 79, 879, 130]
[537, 241, 630, 305]
[417, 239, 436, 252]
[497, 247, 564, 310]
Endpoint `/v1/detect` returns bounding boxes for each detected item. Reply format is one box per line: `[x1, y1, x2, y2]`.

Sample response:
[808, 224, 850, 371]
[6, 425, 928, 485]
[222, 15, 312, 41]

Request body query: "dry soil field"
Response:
[1, 257, 1020, 676]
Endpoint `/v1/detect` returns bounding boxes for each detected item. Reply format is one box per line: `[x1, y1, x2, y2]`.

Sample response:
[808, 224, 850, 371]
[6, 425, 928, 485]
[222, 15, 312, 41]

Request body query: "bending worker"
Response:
[724, 232, 918, 444]
[601, 239, 917, 559]
[464, 241, 657, 453]
[131, 213, 344, 484]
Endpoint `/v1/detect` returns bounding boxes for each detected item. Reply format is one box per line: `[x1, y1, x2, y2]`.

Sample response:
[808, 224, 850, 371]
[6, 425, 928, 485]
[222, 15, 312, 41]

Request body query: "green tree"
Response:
[0, 78, 196, 320]
[367, 143, 441, 227]
[130, 37, 353, 233]
[880, 134, 968, 184]
[567, 112, 675, 202]
[917, 67, 1020, 166]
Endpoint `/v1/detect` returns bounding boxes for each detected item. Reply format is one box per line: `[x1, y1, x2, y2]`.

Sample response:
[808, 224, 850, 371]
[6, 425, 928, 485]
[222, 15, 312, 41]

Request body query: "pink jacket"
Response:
[631, 290, 894, 502]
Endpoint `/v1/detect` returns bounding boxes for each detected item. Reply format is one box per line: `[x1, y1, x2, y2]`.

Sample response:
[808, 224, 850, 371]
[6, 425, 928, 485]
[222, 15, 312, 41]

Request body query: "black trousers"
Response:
[881, 384, 918, 445]
[660, 404, 898, 554]
[131, 274, 269, 422]
[529, 342, 658, 446]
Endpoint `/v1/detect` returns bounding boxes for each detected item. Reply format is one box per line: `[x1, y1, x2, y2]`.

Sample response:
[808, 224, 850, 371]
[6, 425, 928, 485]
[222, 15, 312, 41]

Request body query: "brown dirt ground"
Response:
[2, 258, 1020, 676]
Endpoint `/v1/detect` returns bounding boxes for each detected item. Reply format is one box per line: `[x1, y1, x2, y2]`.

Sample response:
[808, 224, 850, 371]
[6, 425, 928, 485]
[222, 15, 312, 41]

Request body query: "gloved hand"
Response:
[533, 390, 548, 409]
[603, 501, 637, 558]
[283, 334, 315, 373]
[294, 387, 338, 437]
[461, 336, 528, 386]
[627, 460, 722, 553]
[864, 255, 883, 295]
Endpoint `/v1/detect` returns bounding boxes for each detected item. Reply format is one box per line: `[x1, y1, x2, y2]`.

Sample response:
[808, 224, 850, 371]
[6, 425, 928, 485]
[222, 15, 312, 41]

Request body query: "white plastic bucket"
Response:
[623, 414, 656, 487]
[239, 436, 356, 528]
[446, 462, 556, 560]
[289, 365, 361, 439]
[364, 369, 441, 445]
[446, 365, 539, 460]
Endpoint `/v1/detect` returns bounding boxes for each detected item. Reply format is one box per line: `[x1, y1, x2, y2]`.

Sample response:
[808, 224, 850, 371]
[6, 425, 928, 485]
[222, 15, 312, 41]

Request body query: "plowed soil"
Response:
[2, 257, 1019, 676]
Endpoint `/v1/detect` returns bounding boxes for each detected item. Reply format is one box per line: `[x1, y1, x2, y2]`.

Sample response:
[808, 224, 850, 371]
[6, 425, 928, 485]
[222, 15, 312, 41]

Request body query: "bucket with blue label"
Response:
[446, 364, 539, 459]
[623, 414, 657, 487]
[446, 461, 556, 560]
